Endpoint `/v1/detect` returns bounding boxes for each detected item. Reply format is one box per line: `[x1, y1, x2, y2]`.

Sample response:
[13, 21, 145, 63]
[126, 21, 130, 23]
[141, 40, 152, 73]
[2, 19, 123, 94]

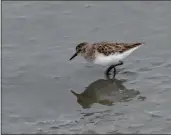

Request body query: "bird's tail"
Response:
[125, 42, 145, 50]
[132, 42, 145, 47]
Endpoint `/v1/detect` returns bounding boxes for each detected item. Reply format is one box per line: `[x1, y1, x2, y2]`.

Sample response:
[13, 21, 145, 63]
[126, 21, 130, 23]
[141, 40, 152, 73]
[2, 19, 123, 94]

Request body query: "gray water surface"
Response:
[2, 1, 171, 134]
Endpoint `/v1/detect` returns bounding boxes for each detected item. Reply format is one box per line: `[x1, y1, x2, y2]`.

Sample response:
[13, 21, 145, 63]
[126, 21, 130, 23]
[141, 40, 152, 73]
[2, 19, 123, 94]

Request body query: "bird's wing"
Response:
[95, 42, 143, 56]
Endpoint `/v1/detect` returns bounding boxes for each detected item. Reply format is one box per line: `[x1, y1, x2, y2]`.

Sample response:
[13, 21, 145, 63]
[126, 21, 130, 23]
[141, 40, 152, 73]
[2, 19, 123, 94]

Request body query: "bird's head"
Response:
[69, 42, 88, 60]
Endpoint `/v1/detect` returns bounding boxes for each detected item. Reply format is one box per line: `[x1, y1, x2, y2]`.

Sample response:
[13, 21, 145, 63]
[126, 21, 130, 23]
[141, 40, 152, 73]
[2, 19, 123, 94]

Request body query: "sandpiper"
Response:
[69, 41, 144, 77]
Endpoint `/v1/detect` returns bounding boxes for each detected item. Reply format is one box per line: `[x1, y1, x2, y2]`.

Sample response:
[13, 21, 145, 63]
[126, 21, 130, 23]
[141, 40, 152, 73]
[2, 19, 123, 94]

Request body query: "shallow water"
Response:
[2, 1, 171, 134]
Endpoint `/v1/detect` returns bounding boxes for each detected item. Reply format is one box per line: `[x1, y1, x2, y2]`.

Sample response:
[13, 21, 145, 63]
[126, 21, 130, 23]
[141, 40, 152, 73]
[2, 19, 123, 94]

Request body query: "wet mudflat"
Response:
[2, 1, 171, 133]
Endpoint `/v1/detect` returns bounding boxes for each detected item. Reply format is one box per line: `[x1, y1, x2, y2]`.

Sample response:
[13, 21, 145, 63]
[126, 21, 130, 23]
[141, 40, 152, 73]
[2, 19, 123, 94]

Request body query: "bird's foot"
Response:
[105, 65, 116, 79]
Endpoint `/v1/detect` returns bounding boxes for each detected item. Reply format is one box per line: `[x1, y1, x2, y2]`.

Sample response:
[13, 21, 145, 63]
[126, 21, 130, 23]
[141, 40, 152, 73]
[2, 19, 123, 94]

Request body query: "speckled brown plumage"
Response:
[94, 42, 143, 56]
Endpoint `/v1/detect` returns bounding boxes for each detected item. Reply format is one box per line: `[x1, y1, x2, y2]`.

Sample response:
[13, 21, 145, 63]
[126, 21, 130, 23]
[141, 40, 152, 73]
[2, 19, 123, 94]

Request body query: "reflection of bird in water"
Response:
[71, 78, 140, 109]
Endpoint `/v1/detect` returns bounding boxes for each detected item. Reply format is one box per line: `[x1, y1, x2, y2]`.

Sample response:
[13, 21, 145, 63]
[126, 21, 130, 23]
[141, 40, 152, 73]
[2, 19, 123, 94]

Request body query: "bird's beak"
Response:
[69, 50, 80, 60]
[71, 90, 79, 97]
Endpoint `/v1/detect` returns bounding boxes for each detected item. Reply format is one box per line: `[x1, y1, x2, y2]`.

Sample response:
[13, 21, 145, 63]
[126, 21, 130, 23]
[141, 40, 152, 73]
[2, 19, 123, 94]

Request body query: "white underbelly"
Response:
[93, 46, 140, 66]
[94, 53, 122, 66]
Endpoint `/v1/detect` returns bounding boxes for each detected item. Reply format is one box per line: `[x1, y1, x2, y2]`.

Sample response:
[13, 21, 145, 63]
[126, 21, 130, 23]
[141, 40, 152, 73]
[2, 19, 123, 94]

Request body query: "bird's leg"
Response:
[105, 61, 124, 78]
[115, 61, 124, 67]
[105, 65, 116, 76]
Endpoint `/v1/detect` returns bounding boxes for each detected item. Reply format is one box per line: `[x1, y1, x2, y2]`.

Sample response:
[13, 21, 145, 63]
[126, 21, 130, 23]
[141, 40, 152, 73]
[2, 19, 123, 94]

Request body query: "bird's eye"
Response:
[82, 48, 86, 53]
